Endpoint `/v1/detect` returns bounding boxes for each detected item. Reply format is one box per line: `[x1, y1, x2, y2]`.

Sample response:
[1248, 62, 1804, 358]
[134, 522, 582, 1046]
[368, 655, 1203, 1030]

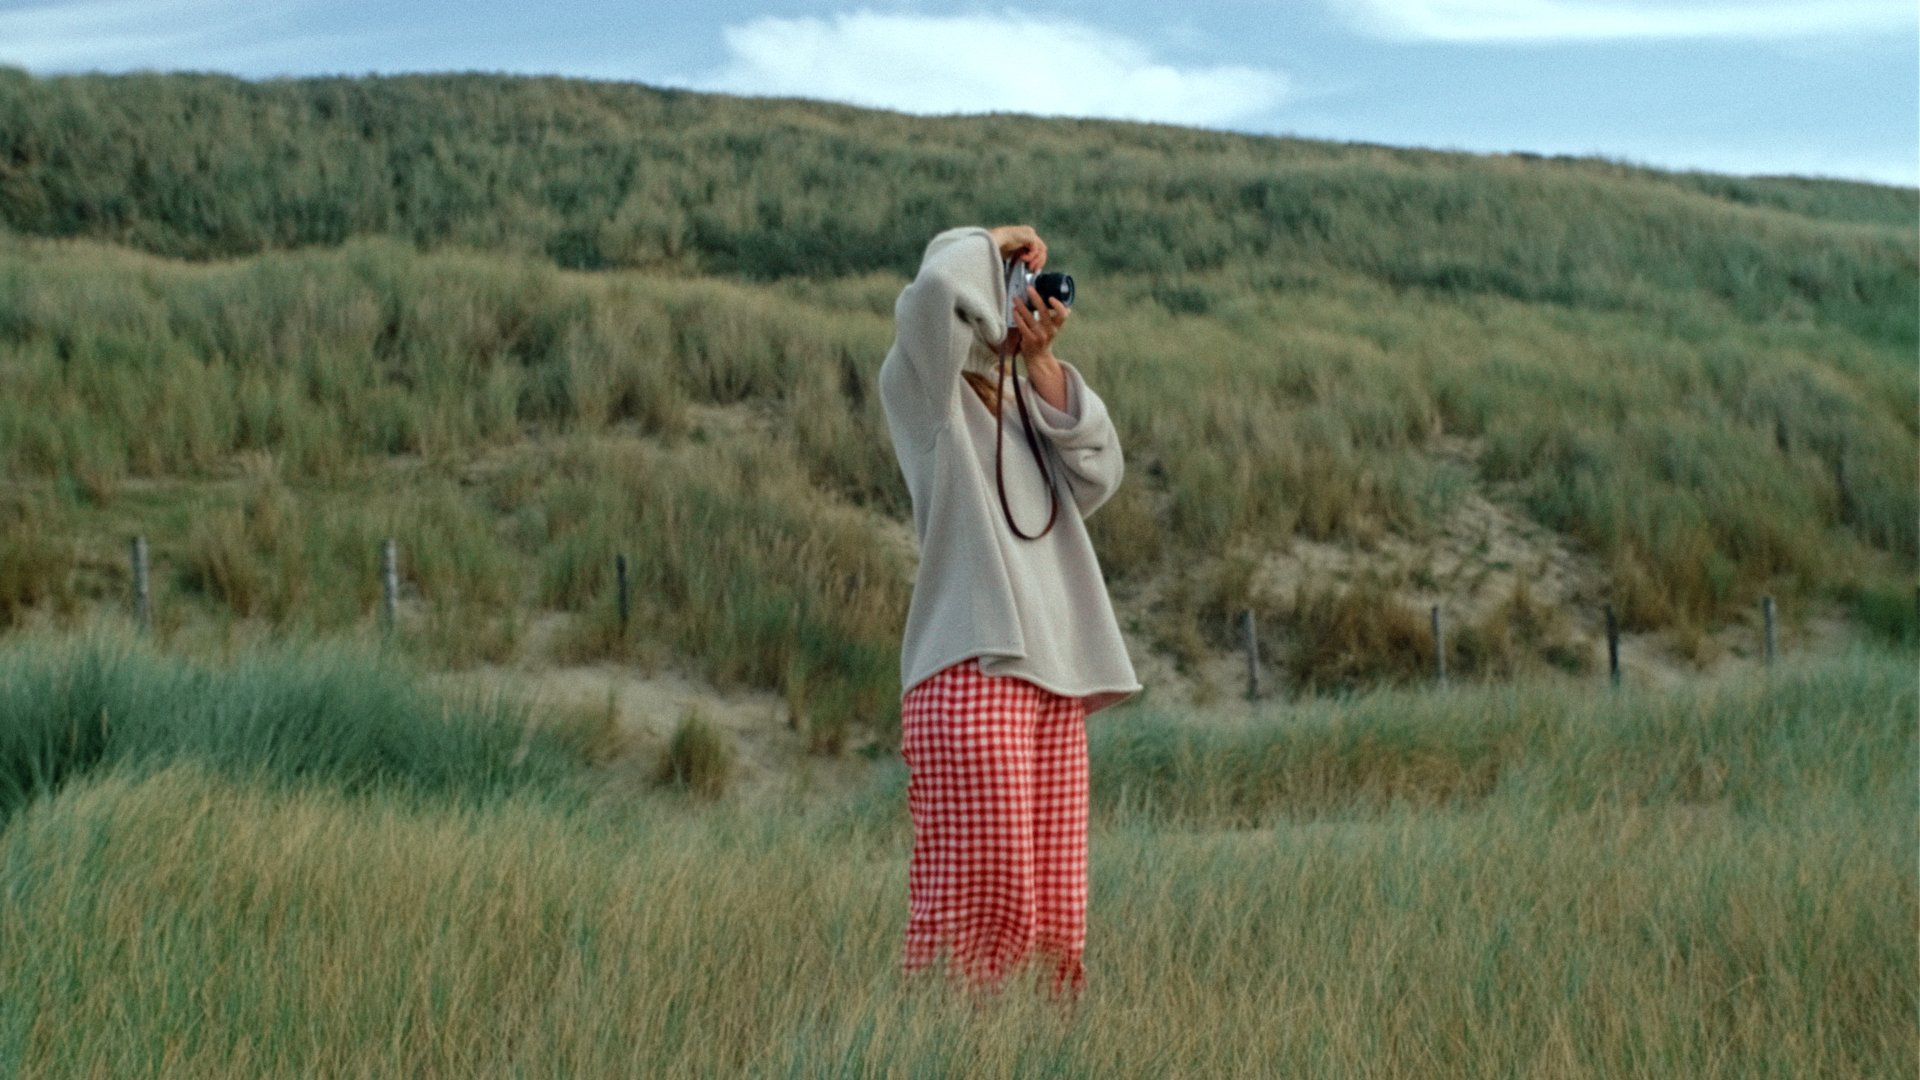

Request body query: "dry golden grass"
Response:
[656, 707, 737, 799]
[0, 749, 1906, 1078]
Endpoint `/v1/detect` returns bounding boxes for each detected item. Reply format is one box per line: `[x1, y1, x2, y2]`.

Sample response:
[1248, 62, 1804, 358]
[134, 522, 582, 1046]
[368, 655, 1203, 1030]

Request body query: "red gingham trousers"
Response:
[900, 657, 1090, 997]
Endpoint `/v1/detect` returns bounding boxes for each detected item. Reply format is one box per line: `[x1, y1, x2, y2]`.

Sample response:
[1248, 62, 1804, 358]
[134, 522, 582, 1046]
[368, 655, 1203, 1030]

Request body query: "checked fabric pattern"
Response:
[900, 657, 1090, 997]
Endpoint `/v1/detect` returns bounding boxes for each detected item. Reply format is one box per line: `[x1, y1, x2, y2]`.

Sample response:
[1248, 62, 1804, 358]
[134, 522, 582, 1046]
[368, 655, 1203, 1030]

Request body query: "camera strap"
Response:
[994, 358, 1059, 541]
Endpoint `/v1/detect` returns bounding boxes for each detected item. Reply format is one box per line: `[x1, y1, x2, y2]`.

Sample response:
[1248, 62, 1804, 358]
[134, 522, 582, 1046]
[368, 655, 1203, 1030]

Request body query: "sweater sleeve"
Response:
[1027, 360, 1125, 519]
[889, 227, 1007, 446]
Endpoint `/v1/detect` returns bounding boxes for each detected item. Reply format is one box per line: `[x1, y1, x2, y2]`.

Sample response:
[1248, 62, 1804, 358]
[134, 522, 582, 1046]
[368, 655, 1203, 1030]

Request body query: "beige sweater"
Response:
[879, 227, 1142, 715]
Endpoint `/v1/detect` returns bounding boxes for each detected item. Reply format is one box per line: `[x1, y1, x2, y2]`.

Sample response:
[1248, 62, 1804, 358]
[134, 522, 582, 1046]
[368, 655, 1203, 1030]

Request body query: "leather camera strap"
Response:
[995, 359, 1059, 540]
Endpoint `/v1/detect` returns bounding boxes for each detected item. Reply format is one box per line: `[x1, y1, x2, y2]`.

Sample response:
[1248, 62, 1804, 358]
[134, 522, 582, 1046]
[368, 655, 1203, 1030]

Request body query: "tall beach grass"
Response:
[0, 635, 1910, 1077]
[0, 625, 595, 827]
[1, 229, 1911, 724]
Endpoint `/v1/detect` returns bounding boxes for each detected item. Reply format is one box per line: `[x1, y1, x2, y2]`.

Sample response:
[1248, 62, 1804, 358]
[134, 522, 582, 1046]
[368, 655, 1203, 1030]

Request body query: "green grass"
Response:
[0, 625, 594, 826]
[2, 71, 1912, 346]
[1081, 647, 1913, 824]
[0, 636, 1909, 1077]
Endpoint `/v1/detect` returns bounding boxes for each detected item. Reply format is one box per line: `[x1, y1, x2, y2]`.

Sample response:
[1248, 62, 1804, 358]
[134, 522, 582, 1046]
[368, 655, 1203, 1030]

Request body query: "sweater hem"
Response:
[901, 650, 1142, 716]
[901, 646, 1025, 702]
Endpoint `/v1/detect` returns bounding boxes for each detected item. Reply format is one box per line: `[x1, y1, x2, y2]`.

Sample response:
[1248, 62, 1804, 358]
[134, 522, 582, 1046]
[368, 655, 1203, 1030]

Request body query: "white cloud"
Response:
[1329, 0, 1916, 42]
[682, 10, 1290, 128]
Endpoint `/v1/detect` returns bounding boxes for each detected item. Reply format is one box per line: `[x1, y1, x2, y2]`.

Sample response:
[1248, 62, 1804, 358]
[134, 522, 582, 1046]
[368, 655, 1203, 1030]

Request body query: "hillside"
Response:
[0, 69, 1914, 739]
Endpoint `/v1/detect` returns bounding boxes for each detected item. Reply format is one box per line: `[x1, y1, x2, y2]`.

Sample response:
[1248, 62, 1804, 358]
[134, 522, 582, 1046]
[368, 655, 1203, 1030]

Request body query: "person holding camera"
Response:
[879, 224, 1141, 997]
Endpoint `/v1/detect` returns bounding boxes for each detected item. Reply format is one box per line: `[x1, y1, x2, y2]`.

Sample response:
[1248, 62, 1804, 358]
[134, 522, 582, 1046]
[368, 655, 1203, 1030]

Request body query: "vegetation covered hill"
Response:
[0, 69, 1913, 737]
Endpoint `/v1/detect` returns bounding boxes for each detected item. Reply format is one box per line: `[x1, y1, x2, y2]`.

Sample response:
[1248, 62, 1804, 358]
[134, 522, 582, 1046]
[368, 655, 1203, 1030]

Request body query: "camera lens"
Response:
[1034, 272, 1074, 309]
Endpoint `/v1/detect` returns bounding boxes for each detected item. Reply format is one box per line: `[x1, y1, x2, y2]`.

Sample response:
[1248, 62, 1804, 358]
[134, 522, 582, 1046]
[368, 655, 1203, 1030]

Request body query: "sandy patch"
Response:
[437, 654, 885, 804]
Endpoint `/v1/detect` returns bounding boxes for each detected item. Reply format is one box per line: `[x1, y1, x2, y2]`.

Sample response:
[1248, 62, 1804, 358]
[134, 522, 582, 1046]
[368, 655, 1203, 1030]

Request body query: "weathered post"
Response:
[616, 554, 631, 637]
[1242, 608, 1260, 702]
[1762, 594, 1777, 670]
[130, 536, 151, 636]
[1431, 605, 1447, 687]
[1604, 604, 1620, 689]
[381, 539, 399, 635]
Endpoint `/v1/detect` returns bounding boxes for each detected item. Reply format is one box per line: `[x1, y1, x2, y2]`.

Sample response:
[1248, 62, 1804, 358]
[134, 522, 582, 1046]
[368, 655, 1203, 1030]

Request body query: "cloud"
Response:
[1328, 0, 1916, 42]
[682, 10, 1289, 128]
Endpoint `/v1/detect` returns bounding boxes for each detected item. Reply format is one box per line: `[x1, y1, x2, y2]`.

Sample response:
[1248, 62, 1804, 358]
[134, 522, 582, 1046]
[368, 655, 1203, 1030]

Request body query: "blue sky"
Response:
[1, 0, 1914, 186]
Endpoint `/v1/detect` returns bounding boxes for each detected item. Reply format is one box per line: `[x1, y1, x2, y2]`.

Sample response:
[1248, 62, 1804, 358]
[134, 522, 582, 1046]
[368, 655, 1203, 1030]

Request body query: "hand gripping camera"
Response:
[1004, 260, 1075, 327]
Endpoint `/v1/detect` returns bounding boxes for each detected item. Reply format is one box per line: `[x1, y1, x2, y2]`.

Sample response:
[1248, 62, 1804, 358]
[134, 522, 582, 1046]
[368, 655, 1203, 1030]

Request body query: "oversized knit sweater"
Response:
[879, 227, 1141, 715]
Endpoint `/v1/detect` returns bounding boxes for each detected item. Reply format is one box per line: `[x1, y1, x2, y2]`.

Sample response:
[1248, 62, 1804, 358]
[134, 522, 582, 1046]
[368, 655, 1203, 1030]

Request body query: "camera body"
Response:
[1004, 261, 1075, 327]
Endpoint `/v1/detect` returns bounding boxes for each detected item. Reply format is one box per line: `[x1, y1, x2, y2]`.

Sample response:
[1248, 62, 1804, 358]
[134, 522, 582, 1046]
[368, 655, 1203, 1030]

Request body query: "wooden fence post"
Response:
[1762, 595, 1777, 670]
[130, 536, 150, 636]
[1604, 604, 1620, 689]
[381, 539, 399, 635]
[1431, 605, 1447, 687]
[1242, 608, 1260, 702]
[616, 554, 631, 637]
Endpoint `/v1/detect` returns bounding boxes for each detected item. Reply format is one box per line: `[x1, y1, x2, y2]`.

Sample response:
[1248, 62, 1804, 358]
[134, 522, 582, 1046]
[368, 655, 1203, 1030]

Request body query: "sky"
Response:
[0, 0, 1914, 187]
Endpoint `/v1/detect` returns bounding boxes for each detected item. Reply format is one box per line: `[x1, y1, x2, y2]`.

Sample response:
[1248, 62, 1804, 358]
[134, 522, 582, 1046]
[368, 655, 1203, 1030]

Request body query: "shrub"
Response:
[1849, 581, 1920, 648]
[0, 493, 72, 631]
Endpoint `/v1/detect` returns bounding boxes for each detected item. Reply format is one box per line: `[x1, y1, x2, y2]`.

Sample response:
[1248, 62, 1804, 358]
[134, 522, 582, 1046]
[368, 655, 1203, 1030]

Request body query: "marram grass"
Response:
[0, 640, 1910, 1078]
[0, 625, 596, 826]
[2, 226, 1913, 718]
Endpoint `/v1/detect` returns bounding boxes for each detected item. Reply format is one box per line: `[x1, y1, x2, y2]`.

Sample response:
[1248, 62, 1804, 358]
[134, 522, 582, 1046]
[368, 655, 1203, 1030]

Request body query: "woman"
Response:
[878, 224, 1141, 997]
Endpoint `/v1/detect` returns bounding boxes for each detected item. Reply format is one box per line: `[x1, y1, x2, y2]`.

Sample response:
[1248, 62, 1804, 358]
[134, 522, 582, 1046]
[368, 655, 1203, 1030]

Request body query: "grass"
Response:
[656, 707, 737, 799]
[2, 71, 1912, 335]
[0, 66, 1909, 1078]
[0, 625, 595, 827]
[0, 227, 1910, 730]
[0, 634, 1909, 1077]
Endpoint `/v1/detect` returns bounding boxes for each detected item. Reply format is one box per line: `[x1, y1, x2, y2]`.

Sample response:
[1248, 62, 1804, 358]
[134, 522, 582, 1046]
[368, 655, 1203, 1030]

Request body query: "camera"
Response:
[1005, 261, 1075, 326]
